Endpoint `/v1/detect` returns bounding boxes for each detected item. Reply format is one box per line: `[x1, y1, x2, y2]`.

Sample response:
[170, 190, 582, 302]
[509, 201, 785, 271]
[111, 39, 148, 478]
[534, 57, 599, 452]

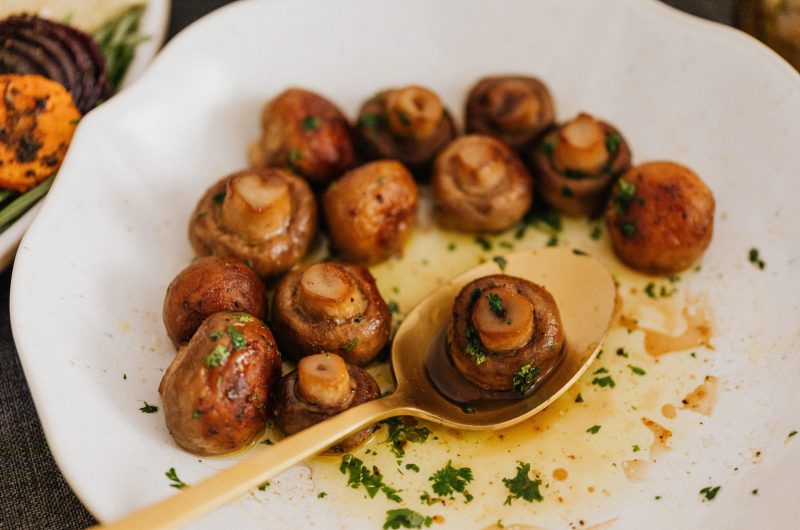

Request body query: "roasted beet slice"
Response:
[0, 15, 107, 113]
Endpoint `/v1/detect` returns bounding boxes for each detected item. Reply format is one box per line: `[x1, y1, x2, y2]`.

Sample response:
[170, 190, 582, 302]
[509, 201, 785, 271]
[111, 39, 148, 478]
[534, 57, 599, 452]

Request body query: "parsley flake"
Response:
[165, 467, 187, 489]
[343, 337, 360, 352]
[749, 248, 766, 269]
[502, 462, 543, 505]
[427, 461, 474, 503]
[212, 191, 226, 205]
[227, 325, 246, 350]
[302, 115, 320, 131]
[628, 365, 646, 376]
[487, 293, 505, 316]
[620, 221, 636, 237]
[382, 418, 431, 458]
[586, 425, 601, 434]
[700, 485, 721, 501]
[575, 393, 584, 403]
[139, 401, 158, 413]
[512, 364, 541, 393]
[492, 255, 508, 271]
[204, 344, 230, 368]
[257, 481, 270, 491]
[383, 508, 432, 529]
[340, 454, 402, 502]
[592, 374, 616, 388]
[475, 235, 492, 251]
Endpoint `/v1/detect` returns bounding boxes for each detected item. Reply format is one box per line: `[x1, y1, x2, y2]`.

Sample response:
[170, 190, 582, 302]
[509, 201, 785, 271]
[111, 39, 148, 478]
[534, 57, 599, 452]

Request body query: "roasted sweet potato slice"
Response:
[0, 74, 79, 192]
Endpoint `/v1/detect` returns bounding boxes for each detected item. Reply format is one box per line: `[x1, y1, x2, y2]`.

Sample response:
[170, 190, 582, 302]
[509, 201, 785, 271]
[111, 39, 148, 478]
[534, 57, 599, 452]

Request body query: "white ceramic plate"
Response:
[0, 0, 171, 271]
[10, 0, 800, 528]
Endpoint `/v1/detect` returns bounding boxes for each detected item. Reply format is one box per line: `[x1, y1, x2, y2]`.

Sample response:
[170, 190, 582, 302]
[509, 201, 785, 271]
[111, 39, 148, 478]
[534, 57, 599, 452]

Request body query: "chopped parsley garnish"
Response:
[644, 282, 656, 298]
[447, 242, 456, 251]
[749, 248, 766, 269]
[564, 168, 590, 180]
[614, 178, 636, 214]
[628, 365, 646, 376]
[633, 444, 641, 452]
[139, 402, 158, 413]
[261, 438, 274, 445]
[302, 115, 320, 131]
[288, 149, 303, 163]
[462, 405, 475, 414]
[237, 314, 253, 323]
[192, 410, 202, 420]
[620, 221, 636, 237]
[405, 463, 420, 472]
[538, 137, 555, 156]
[209, 331, 223, 341]
[382, 417, 431, 458]
[388, 300, 400, 313]
[487, 293, 505, 316]
[492, 255, 508, 271]
[700, 485, 721, 501]
[616, 348, 629, 358]
[572, 249, 588, 256]
[605, 131, 621, 154]
[575, 393, 584, 403]
[257, 481, 270, 491]
[165, 467, 187, 489]
[475, 235, 492, 251]
[383, 508, 432, 529]
[204, 344, 230, 368]
[502, 462, 543, 505]
[427, 461, 474, 503]
[593, 367, 608, 374]
[512, 364, 541, 393]
[343, 337, 360, 352]
[789, 430, 798, 438]
[227, 325, 246, 350]
[591, 373, 616, 388]
[590, 225, 602, 240]
[360, 113, 386, 129]
[340, 454, 402, 502]
[465, 323, 486, 364]
[212, 191, 226, 205]
[396, 110, 412, 125]
[317, 491, 327, 498]
[586, 425, 601, 434]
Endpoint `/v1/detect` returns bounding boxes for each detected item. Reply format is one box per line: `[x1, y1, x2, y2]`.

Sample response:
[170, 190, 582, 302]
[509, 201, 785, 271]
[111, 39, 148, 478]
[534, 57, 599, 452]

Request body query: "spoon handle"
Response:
[96, 393, 412, 530]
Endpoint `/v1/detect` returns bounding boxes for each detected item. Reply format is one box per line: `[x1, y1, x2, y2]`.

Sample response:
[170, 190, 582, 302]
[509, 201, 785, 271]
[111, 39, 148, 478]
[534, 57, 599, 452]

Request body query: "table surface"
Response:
[0, 1, 737, 528]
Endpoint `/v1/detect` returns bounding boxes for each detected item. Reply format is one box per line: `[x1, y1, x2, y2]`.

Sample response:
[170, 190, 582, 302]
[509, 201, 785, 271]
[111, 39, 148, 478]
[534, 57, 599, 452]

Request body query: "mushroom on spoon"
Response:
[98, 247, 616, 530]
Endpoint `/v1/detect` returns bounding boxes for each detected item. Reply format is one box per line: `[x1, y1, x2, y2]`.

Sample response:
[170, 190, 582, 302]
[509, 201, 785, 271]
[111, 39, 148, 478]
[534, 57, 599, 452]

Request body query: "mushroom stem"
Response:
[471, 288, 535, 352]
[453, 138, 506, 193]
[297, 353, 353, 408]
[385, 85, 444, 140]
[220, 171, 292, 241]
[553, 113, 609, 174]
[298, 263, 366, 321]
[485, 80, 540, 132]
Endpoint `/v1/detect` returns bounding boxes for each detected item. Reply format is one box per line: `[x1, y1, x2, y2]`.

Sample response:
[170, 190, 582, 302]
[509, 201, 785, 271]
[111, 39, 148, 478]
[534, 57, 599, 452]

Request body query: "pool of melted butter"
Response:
[256, 192, 718, 528]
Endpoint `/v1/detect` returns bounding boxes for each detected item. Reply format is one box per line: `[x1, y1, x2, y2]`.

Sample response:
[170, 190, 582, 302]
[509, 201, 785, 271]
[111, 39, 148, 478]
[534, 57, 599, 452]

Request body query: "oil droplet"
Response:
[553, 467, 568, 481]
[681, 375, 719, 416]
[616, 299, 713, 357]
[643, 417, 672, 459]
[661, 403, 677, 419]
[621, 459, 649, 482]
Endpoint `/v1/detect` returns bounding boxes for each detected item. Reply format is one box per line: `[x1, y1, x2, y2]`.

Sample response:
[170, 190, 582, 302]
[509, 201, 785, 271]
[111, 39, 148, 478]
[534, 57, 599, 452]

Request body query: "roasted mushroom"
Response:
[447, 275, 565, 392]
[249, 87, 355, 184]
[432, 135, 533, 233]
[465, 75, 555, 150]
[356, 85, 456, 170]
[275, 352, 380, 452]
[323, 160, 418, 264]
[163, 256, 266, 348]
[271, 261, 391, 366]
[531, 113, 631, 216]
[605, 161, 715, 274]
[159, 312, 282, 455]
[189, 167, 317, 278]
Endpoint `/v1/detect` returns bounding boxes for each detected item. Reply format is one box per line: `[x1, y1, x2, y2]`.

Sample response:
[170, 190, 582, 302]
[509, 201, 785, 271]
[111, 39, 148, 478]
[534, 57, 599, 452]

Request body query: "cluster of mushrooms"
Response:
[158, 76, 715, 456]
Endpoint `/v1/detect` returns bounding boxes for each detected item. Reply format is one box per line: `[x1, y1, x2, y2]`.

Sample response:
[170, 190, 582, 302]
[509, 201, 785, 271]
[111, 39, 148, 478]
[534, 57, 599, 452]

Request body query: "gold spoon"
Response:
[99, 247, 616, 529]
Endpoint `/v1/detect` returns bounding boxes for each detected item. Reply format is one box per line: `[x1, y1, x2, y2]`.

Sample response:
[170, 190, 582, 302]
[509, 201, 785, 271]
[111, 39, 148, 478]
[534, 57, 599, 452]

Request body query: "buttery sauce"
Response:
[254, 212, 718, 528]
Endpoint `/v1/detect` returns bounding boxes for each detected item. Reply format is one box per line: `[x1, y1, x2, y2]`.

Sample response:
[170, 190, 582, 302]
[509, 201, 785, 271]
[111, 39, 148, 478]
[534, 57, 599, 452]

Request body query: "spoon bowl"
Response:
[99, 246, 616, 530]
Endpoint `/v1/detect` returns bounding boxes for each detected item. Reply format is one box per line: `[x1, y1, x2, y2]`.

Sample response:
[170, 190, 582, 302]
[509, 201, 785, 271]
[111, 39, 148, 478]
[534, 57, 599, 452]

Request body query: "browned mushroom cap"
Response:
[432, 135, 533, 233]
[465, 75, 555, 150]
[531, 113, 632, 216]
[605, 161, 715, 274]
[159, 312, 282, 456]
[163, 256, 266, 348]
[189, 167, 317, 278]
[249, 87, 355, 184]
[272, 261, 391, 366]
[323, 160, 418, 264]
[447, 274, 565, 392]
[356, 85, 457, 169]
[275, 352, 380, 453]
